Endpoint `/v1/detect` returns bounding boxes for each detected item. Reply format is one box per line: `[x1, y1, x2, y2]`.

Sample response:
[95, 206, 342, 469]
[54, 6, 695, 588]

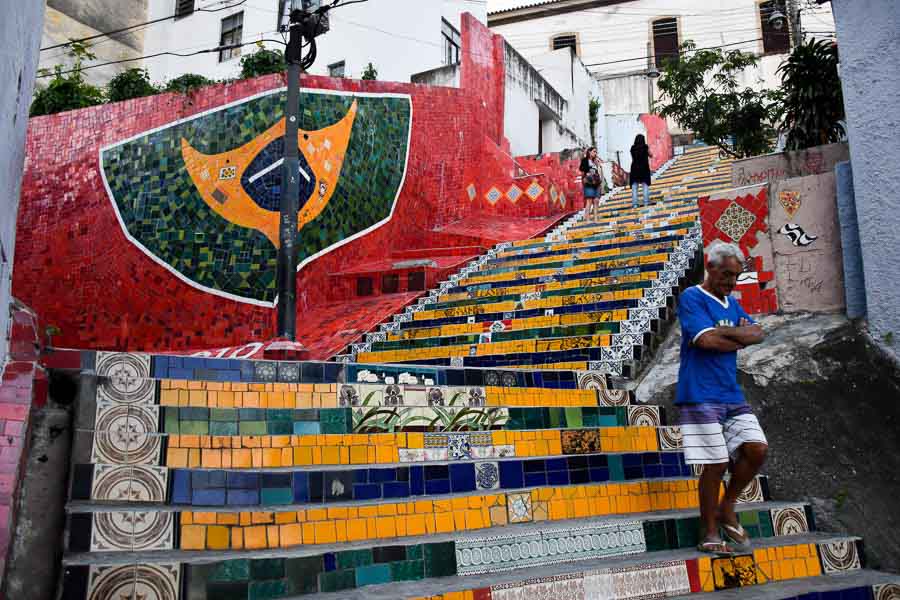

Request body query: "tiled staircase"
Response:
[59, 147, 899, 600]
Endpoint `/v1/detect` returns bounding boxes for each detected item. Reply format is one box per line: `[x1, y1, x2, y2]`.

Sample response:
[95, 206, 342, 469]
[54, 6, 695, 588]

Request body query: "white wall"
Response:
[0, 0, 46, 364]
[504, 80, 540, 156]
[605, 114, 645, 170]
[143, 0, 486, 84]
[492, 0, 835, 112]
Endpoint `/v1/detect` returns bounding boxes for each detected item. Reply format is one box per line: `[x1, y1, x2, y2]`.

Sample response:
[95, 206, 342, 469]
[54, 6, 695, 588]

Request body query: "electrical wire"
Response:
[40, 0, 249, 53]
[36, 37, 287, 79]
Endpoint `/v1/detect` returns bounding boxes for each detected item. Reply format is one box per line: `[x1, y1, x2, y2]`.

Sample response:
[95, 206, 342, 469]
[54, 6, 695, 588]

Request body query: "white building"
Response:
[488, 0, 836, 167]
[143, 0, 487, 84]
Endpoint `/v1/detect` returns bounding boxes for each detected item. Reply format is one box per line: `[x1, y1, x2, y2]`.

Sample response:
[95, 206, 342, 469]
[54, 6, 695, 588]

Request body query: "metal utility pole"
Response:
[276, 0, 328, 339]
[276, 13, 303, 340]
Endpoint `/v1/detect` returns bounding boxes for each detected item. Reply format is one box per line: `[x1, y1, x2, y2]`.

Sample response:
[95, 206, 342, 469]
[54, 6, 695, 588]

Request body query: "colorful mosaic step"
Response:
[670, 570, 900, 600]
[61, 503, 814, 599]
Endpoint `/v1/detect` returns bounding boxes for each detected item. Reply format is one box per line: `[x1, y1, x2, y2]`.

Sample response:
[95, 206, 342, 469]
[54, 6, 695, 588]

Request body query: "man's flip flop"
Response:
[697, 539, 737, 556]
[721, 523, 752, 553]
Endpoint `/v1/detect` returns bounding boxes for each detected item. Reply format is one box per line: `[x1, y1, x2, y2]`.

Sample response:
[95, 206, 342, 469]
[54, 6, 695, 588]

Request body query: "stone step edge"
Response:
[668, 570, 900, 600]
[65, 469, 768, 516]
[282, 533, 865, 600]
[61, 500, 812, 566]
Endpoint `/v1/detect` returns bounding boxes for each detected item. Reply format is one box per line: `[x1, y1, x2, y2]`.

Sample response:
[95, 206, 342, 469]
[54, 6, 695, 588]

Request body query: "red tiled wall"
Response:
[13, 15, 574, 352]
[640, 113, 674, 172]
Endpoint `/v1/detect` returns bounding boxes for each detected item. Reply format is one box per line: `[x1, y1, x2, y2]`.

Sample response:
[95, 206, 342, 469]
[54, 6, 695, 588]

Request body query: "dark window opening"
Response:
[175, 0, 195, 18]
[442, 18, 461, 65]
[652, 18, 679, 68]
[760, 0, 791, 54]
[382, 273, 400, 294]
[552, 34, 577, 55]
[408, 271, 426, 292]
[328, 61, 346, 78]
[356, 277, 373, 296]
[219, 12, 244, 62]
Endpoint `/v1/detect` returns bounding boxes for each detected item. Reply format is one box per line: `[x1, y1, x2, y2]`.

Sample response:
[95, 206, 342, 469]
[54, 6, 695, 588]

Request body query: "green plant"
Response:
[775, 39, 845, 151]
[588, 97, 601, 147]
[655, 41, 779, 159]
[239, 45, 286, 79]
[106, 68, 158, 103]
[164, 73, 214, 94]
[30, 42, 105, 116]
[883, 331, 894, 345]
[361, 62, 378, 81]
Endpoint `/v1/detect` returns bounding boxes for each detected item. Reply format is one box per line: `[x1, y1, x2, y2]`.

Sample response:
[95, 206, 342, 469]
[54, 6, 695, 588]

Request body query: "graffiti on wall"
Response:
[699, 186, 778, 314]
[100, 88, 412, 305]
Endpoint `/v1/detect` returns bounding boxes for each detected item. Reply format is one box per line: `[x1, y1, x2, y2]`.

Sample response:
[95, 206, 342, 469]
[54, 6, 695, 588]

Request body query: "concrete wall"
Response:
[769, 173, 845, 314]
[731, 142, 850, 188]
[0, 0, 46, 365]
[143, 0, 486, 84]
[831, 0, 900, 356]
[39, 0, 147, 87]
[834, 161, 867, 319]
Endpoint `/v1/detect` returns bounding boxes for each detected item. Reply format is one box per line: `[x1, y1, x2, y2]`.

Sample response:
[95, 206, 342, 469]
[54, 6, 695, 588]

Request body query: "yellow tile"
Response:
[206, 526, 230, 550]
[181, 525, 206, 550]
[315, 521, 337, 544]
[244, 526, 268, 549]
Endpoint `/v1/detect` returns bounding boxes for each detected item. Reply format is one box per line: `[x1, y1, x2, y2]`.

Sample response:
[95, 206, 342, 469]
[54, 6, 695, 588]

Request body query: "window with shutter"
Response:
[551, 33, 578, 55]
[759, 0, 791, 54]
[175, 0, 195, 18]
[652, 18, 679, 68]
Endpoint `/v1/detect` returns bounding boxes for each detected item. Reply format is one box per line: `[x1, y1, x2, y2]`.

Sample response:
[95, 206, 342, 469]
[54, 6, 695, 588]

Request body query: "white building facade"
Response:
[143, 0, 487, 84]
[488, 0, 836, 167]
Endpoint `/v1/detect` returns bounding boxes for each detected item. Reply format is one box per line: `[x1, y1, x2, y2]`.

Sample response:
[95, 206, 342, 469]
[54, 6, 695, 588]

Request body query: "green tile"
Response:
[547, 408, 563, 428]
[180, 420, 209, 435]
[643, 520, 668, 552]
[207, 582, 250, 599]
[210, 421, 238, 436]
[739, 510, 760, 527]
[211, 408, 236, 422]
[406, 545, 423, 561]
[424, 542, 456, 577]
[240, 421, 267, 435]
[209, 559, 251, 583]
[260, 487, 293, 505]
[268, 409, 293, 422]
[759, 511, 775, 537]
[250, 558, 285, 580]
[284, 557, 321, 594]
[675, 517, 700, 548]
[564, 407, 583, 428]
[608, 455, 624, 481]
[318, 569, 355, 593]
[389, 560, 424, 582]
[506, 408, 527, 430]
[615, 407, 628, 426]
[164, 407, 179, 433]
[249, 579, 288, 600]
[268, 421, 292, 435]
[320, 408, 351, 434]
[337, 549, 372, 570]
[355, 564, 391, 586]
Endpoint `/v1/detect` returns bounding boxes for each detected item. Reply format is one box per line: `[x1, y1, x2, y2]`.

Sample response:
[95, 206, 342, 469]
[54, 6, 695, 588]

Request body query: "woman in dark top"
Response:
[629, 134, 653, 208]
[579, 146, 604, 220]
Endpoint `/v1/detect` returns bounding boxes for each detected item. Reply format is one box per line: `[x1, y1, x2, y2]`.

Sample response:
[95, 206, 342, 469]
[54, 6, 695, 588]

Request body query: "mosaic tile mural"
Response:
[100, 89, 412, 305]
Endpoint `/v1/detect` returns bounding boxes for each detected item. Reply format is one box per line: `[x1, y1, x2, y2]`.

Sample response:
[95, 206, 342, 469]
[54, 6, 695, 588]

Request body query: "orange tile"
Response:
[181, 525, 206, 550]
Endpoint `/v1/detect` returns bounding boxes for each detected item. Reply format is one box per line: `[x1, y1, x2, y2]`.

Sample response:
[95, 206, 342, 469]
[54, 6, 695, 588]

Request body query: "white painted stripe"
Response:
[248, 158, 283, 184]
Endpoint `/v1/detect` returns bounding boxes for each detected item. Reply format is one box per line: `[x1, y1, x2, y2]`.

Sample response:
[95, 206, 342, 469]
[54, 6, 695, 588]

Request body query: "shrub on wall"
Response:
[164, 73, 215, 94]
[30, 42, 105, 116]
[107, 68, 158, 103]
[361, 62, 378, 81]
[240, 47, 286, 79]
[775, 39, 845, 151]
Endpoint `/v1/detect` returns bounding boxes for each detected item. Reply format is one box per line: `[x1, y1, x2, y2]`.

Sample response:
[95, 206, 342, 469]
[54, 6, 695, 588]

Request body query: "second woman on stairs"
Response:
[629, 134, 653, 208]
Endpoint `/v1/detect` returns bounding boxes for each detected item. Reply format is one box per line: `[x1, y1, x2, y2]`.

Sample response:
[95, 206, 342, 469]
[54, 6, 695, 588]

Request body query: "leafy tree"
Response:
[240, 46, 286, 79]
[107, 68, 158, 103]
[775, 39, 845, 151]
[655, 41, 779, 159]
[30, 41, 105, 116]
[361, 62, 378, 81]
[164, 73, 214, 94]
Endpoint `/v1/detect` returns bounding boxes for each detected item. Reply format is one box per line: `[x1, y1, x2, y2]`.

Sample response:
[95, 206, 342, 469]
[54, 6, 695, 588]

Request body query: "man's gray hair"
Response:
[706, 240, 745, 267]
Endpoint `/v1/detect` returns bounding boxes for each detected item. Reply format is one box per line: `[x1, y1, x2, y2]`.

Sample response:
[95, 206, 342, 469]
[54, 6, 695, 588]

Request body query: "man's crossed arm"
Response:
[694, 318, 765, 352]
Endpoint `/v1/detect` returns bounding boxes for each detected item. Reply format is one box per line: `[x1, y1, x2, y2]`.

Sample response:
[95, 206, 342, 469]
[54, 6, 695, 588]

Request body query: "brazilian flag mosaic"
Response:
[101, 89, 412, 305]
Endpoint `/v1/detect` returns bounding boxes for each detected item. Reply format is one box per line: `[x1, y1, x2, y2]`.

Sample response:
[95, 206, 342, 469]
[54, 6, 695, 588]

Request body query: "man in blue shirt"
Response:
[677, 241, 767, 554]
